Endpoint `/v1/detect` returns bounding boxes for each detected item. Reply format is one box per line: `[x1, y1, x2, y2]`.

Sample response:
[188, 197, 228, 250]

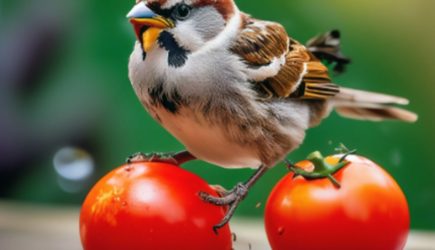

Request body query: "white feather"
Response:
[295, 62, 308, 87]
[244, 54, 286, 82]
[170, 20, 205, 51]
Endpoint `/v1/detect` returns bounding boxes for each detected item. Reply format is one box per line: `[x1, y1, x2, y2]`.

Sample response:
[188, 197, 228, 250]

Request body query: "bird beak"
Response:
[127, 2, 174, 52]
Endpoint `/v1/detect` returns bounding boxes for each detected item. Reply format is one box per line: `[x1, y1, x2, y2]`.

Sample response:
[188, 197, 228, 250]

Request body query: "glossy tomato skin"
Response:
[80, 162, 232, 250]
[265, 155, 409, 250]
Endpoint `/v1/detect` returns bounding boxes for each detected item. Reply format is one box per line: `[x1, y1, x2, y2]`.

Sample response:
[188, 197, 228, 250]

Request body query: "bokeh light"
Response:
[53, 147, 94, 193]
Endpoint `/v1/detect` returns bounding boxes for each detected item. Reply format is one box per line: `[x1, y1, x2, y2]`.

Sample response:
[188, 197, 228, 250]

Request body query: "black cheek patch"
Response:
[158, 31, 190, 68]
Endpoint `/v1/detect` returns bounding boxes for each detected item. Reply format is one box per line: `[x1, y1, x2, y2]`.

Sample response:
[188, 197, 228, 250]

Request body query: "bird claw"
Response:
[126, 152, 179, 165]
[199, 183, 249, 231]
[126, 151, 196, 166]
[209, 184, 228, 197]
[200, 183, 248, 205]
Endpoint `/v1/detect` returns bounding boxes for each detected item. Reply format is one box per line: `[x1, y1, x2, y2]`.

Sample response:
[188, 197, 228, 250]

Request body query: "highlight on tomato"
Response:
[265, 151, 410, 250]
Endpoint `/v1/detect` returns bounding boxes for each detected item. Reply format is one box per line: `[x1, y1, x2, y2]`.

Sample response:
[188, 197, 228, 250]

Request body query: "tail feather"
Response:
[337, 87, 409, 105]
[332, 87, 418, 123]
[306, 30, 351, 74]
[335, 105, 418, 123]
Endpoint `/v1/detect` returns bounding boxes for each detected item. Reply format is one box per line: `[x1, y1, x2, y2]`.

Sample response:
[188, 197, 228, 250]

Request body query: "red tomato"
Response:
[80, 162, 232, 250]
[265, 153, 409, 250]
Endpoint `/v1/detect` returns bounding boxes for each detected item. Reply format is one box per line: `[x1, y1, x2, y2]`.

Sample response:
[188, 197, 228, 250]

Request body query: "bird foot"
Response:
[199, 183, 249, 233]
[209, 184, 228, 196]
[126, 152, 178, 165]
[126, 151, 195, 165]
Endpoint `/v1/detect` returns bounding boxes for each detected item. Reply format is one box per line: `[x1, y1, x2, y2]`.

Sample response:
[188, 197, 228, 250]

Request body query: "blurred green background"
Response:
[1, 0, 434, 229]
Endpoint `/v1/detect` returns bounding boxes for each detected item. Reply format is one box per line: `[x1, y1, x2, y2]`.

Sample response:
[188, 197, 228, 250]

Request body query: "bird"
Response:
[126, 0, 418, 230]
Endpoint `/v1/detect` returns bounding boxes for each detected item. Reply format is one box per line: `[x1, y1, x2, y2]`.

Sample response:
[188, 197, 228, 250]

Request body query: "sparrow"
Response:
[126, 0, 418, 230]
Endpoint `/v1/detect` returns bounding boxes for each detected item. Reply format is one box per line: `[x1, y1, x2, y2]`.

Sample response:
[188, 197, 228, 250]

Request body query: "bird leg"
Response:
[199, 165, 269, 232]
[126, 150, 196, 165]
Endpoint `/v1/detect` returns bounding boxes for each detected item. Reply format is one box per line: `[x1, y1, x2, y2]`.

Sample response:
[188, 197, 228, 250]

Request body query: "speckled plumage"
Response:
[128, 0, 417, 169]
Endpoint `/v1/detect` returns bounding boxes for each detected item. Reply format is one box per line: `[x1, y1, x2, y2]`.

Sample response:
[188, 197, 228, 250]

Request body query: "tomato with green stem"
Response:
[265, 151, 409, 250]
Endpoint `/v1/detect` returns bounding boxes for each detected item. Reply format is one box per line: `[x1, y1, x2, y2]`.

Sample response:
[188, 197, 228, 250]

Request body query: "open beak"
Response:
[127, 2, 174, 52]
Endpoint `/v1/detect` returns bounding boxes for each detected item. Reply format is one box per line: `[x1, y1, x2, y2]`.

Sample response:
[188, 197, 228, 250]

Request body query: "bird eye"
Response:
[173, 4, 191, 20]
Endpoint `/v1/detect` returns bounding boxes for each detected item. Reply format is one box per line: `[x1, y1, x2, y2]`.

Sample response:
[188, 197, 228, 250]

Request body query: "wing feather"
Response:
[231, 15, 337, 100]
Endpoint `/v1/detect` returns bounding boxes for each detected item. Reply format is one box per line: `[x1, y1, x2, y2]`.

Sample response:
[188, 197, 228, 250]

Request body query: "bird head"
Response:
[127, 0, 236, 54]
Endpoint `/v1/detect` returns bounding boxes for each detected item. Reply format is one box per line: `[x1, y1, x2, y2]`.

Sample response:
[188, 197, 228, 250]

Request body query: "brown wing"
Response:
[231, 15, 288, 67]
[231, 15, 339, 100]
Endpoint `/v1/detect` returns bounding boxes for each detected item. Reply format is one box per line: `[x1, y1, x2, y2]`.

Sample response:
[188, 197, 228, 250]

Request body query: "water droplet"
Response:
[113, 196, 121, 203]
[121, 201, 128, 207]
[277, 226, 285, 235]
[255, 202, 261, 208]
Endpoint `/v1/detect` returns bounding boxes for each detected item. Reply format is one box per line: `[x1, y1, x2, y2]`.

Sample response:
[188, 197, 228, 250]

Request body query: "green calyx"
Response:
[288, 151, 353, 188]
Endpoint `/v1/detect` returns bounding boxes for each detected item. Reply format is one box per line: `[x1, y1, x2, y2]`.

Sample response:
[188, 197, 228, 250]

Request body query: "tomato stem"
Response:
[327, 175, 341, 188]
[339, 149, 357, 163]
[288, 151, 350, 188]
